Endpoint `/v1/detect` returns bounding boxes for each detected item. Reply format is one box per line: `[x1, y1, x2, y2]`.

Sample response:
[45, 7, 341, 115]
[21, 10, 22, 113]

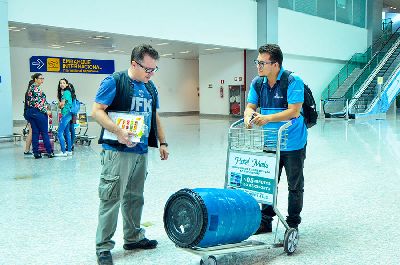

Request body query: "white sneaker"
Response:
[54, 152, 67, 157]
[67, 151, 73, 156]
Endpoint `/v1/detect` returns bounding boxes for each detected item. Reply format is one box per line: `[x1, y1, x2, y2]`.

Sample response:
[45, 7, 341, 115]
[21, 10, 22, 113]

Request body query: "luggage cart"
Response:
[49, 101, 61, 138]
[183, 118, 298, 265]
[74, 102, 96, 146]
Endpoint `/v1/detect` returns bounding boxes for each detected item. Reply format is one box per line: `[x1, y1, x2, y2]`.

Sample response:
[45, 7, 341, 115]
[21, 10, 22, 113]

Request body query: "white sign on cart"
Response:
[227, 152, 276, 205]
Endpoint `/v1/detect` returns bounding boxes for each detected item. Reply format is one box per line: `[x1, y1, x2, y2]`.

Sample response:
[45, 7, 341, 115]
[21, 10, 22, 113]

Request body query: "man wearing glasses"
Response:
[244, 44, 307, 234]
[92, 44, 169, 265]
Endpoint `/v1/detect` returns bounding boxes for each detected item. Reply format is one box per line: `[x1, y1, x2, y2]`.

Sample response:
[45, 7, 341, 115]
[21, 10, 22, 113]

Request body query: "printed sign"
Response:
[227, 151, 276, 204]
[30, 56, 115, 74]
[103, 112, 146, 143]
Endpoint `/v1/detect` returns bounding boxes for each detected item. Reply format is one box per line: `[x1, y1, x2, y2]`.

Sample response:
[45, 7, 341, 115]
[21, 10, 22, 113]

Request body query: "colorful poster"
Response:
[103, 112, 145, 143]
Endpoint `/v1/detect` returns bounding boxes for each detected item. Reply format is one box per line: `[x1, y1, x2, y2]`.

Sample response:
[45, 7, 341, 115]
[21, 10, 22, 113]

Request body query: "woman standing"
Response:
[55, 79, 74, 156]
[25, 73, 54, 159]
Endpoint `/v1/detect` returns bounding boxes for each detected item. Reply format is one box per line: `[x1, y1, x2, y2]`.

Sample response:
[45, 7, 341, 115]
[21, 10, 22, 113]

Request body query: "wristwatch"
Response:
[160, 142, 168, 147]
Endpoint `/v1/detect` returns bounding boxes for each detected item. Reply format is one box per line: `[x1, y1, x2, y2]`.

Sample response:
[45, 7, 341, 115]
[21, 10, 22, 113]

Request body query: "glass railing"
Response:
[344, 30, 400, 102]
[321, 19, 394, 100]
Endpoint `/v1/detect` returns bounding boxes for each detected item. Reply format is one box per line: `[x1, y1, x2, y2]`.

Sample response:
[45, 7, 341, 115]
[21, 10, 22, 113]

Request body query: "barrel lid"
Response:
[163, 188, 208, 248]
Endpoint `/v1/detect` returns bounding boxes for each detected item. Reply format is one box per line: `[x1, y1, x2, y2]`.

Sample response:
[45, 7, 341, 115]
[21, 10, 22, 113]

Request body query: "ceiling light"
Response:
[205, 47, 221, 51]
[49, 44, 64, 48]
[156, 42, 169, 46]
[179, 51, 191, 54]
[108, 49, 125, 53]
[160, 53, 173, 57]
[91, 35, 111, 40]
[8, 27, 26, 31]
[66, 40, 86, 44]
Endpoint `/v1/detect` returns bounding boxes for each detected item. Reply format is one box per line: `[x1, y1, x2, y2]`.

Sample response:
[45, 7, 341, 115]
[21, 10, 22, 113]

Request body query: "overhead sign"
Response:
[29, 56, 115, 74]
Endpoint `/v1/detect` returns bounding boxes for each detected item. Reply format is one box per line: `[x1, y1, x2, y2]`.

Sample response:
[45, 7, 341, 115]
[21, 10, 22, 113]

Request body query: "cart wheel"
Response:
[284, 228, 299, 255]
[88, 140, 91, 146]
[200, 256, 217, 265]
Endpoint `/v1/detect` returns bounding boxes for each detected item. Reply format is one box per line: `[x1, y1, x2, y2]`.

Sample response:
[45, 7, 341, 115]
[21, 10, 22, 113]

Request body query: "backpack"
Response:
[70, 98, 80, 115]
[254, 70, 318, 129]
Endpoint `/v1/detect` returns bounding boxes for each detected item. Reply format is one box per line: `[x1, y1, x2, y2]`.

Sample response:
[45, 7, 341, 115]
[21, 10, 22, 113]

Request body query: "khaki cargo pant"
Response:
[95, 149, 148, 253]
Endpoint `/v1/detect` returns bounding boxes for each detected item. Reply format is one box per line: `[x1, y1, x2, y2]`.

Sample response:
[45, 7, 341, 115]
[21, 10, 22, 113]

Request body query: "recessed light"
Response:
[108, 50, 125, 53]
[160, 53, 173, 57]
[66, 40, 86, 44]
[48, 44, 64, 48]
[8, 27, 26, 31]
[205, 47, 221, 51]
[156, 42, 169, 46]
[179, 51, 191, 54]
[91, 35, 111, 40]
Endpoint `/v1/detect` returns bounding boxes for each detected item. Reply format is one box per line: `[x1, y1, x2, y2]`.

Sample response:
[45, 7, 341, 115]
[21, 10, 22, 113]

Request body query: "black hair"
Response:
[24, 73, 43, 111]
[57, 78, 69, 102]
[131, 44, 159, 63]
[68, 83, 77, 100]
[258, 44, 283, 67]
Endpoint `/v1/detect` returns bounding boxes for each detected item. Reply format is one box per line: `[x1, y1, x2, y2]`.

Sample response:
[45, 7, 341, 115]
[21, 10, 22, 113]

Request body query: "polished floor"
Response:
[1, 115, 400, 265]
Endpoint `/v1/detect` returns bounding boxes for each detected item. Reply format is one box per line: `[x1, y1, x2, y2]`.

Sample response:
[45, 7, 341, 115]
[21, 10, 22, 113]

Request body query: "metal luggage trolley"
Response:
[186, 118, 298, 265]
[74, 102, 96, 146]
[49, 101, 61, 137]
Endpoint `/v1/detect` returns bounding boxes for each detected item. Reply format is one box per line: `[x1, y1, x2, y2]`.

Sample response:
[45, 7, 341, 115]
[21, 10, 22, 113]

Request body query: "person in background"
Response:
[67, 83, 76, 151]
[23, 91, 33, 155]
[23, 123, 33, 155]
[24, 73, 54, 159]
[55, 78, 74, 157]
[92, 44, 169, 265]
[57, 79, 76, 151]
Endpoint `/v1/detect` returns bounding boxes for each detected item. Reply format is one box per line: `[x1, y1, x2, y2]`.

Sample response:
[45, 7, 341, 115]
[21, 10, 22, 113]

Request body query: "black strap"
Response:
[254, 70, 292, 107]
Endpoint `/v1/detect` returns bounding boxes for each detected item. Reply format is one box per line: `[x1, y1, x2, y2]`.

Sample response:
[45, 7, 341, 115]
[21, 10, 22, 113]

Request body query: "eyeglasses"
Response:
[254, 60, 276, 69]
[134, 60, 159, 73]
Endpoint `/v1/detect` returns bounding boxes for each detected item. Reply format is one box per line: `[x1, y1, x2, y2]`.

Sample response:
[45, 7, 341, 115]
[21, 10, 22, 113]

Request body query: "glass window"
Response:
[336, 0, 353, 25]
[317, 0, 335, 20]
[352, 0, 366, 28]
[295, 0, 317, 16]
[279, 0, 294, 10]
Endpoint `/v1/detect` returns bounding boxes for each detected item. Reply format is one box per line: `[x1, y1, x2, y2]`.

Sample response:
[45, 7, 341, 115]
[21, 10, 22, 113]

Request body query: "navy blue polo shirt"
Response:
[247, 67, 307, 151]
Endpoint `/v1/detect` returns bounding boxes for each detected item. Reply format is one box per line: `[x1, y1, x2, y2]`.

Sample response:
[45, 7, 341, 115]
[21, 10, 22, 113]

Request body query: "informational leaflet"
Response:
[227, 151, 276, 205]
[103, 112, 145, 143]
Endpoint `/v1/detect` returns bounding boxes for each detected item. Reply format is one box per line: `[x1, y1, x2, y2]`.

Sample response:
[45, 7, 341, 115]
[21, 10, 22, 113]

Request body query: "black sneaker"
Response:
[254, 221, 272, 234]
[123, 238, 158, 250]
[46, 153, 55, 158]
[24, 151, 33, 155]
[34, 153, 42, 159]
[97, 251, 113, 265]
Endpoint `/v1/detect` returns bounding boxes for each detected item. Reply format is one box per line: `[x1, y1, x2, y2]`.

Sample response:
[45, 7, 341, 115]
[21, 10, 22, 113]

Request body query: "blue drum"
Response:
[163, 188, 261, 248]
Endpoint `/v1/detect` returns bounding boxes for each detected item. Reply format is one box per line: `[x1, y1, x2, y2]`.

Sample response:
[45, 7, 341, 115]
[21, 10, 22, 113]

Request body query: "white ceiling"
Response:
[8, 22, 243, 60]
[384, 0, 400, 12]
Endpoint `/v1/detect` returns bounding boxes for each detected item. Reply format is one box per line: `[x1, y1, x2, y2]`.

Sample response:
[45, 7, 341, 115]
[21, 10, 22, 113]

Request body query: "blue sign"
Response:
[29, 56, 115, 74]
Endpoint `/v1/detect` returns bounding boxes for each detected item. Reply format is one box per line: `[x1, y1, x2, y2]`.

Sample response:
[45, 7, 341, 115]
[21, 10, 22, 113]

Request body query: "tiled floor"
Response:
[1, 115, 400, 265]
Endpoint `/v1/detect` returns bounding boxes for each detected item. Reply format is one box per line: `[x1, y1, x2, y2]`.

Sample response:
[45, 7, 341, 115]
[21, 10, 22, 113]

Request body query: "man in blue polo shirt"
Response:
[92, 44, 169, 265]
[244, 44, 307, 234]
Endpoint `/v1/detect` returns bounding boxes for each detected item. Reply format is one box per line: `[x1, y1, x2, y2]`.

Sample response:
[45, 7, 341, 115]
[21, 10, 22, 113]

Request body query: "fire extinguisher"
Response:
[220, 86, 224, 98]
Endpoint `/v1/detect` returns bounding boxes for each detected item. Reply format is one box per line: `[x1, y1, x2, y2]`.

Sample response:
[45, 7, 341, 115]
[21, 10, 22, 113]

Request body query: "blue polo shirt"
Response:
[95, 75, 159, 153]
[247, 67, 307, 151]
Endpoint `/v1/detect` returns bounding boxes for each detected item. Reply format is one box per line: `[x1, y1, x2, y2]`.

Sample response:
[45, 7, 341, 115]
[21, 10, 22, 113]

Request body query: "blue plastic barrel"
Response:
[163, 188, 261, 248]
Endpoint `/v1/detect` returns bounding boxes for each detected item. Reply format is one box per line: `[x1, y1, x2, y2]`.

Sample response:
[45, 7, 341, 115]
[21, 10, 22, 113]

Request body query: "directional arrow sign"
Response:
[31, 59, 44, 69]
[30, 56, 48, 72]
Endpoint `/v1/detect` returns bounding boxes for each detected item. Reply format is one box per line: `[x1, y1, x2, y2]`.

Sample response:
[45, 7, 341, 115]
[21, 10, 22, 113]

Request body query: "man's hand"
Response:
[159, 145, 169, 160]
[115, 129, 136, 147]
[251, 114, 270, 126]
[244, 112, 257, 129]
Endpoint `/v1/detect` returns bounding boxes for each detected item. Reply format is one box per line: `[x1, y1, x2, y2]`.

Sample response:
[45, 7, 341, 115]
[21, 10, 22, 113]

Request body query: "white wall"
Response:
[0, 0, 13, 136]
[199, 51, 244, 115]
[278, 8, 370, 109]
[278, 8, 368, 60]
[8, 0, 258, 50]
[11, 47, 199, 120]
